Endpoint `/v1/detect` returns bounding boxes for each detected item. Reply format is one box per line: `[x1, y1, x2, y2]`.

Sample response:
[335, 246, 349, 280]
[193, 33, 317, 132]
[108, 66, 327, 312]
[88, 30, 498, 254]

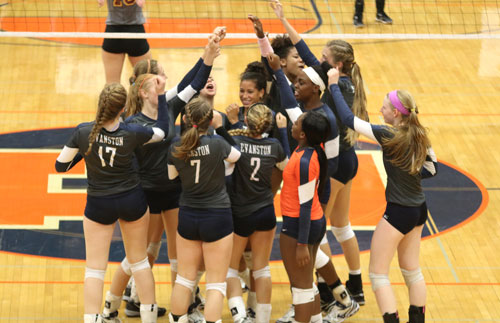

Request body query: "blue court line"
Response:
[427, 212, 461, 283]
[307, 0, 323, 33]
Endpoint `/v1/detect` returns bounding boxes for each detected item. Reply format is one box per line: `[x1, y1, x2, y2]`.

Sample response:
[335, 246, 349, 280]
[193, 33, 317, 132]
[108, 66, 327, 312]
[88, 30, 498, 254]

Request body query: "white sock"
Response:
[310, 313, 322, 323]
[140, 303, 158, 323]
[83, 314, 101, 323]
[333, 284, 351, 307]
[228, 296, 246, 321]
[255, 303, 272, 323]
[247, 291, 257, 312]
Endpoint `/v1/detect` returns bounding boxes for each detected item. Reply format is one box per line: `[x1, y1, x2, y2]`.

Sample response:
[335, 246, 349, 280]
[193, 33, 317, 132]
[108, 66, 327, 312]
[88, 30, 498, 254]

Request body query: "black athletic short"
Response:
[144, 188, 180, 214]
[102, 24, 150, 57]
[281, 215, 326, 245]
[332, 146, 358, 184]
[178, 206, 233, 242]
[233, 204, 277, 237]
[383, 202, 428, 234]
[85, 185, 148, 225]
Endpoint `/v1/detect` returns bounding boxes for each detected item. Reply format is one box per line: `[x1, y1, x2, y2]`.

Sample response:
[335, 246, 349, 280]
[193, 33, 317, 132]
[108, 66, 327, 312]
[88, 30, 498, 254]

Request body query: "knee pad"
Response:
[252, 266, 271, 280]
[121, 258, 132, 276]
[206, 282, 227, 297]
[243, 250, 253, 269]
[369, 272, 391, 292]
[170, 259, 178, 273]
[312, 283, 319, 296]
[291, 287, 315, 305]
[401, 268, 424, 287]
[147, 241, 161, 261]
[331, 223, 355, 243]
[130, 257, 150, 274]
[226, 267, 239, 279]
[314, 248, 330, 269]
[85, 267, 106, 281]
[175, 274, 196, 292]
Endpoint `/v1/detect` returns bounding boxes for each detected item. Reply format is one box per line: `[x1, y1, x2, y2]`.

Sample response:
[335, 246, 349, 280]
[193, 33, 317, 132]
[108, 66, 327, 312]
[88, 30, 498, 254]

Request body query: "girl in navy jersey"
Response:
[328, 67, 437, 323]
[167, 97, 241, 323]
[104, 35, 219, 318]
[55, 80, 169, 323]
[224, 104, 289, 323]
[270, 0, 369, 309]
[280, 111, 330, 323]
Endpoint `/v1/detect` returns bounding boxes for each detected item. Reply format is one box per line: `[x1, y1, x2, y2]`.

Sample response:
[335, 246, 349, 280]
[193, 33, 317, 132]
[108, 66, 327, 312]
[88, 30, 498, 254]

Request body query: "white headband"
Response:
[303, 67, 326, 92]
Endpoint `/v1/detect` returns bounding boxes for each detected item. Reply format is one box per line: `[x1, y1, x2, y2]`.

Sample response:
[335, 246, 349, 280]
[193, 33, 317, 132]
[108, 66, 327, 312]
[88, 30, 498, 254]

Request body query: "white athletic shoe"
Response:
[276, 305, 294, 323]
[322, 300, 360, 323]
[188, 307, 205, 323]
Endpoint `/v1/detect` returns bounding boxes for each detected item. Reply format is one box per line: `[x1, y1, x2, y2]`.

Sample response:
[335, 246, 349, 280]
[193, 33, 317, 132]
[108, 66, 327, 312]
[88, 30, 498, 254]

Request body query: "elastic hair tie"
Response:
[388, 90, 410, 116]
[138, 76, 149, 92]
[192, 124, 198, 128]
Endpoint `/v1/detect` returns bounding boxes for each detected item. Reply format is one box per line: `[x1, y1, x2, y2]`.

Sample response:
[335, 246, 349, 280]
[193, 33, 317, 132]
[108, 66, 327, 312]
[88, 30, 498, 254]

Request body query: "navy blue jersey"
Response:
[65, 122, 155, 196]
[126, 112, 180, 191]
[229, 136, 287, 218]
[168, 135, 240, 208]
[294, 39, 363, 152]
[272, 68, 339, 176]
[330, 83, 438, 206]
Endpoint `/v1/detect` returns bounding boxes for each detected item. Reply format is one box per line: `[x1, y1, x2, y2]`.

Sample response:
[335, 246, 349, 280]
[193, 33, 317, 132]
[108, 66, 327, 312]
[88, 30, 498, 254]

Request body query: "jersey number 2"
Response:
[98, 146, 117, 167]
[250, 157, 261, 182]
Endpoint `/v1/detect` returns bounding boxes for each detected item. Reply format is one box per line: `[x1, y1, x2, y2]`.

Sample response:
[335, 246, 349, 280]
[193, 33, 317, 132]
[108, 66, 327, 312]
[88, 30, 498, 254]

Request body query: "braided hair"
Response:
[228, 104, 273, 138]
[86, 83, 127, 155]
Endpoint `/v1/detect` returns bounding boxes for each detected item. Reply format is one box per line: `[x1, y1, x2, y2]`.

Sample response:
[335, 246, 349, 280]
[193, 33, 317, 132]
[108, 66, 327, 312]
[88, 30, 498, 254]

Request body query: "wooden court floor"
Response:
[1, 2, 500, 322]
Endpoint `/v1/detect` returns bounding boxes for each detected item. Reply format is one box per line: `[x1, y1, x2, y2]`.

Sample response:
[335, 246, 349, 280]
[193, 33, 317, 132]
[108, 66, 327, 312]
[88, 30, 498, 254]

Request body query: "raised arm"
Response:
[276, 112, 291, 158]
[175, 34, 221, 116]
[166, 27, 224, 101]
[270, 0, 301, 44]
[267, 53, 303, 123]
[327, 68, 378, 143]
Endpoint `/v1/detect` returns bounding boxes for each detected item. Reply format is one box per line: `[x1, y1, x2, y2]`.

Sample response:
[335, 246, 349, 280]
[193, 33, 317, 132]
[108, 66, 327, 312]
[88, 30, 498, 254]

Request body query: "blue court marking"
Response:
[0, 128, 486, 262]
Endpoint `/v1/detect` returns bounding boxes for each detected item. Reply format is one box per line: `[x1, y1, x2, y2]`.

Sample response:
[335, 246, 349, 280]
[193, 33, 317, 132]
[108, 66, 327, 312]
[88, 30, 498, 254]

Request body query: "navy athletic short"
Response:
[144, 189, 180, 214]
[281, 215, 326, 245]
[383, 202, 428, 234]
[178, 206, 233, 242]
[233, 204, 277, 237]
[332, 146, 358, 184]
[102, 24, 150, 57]
[85, 185, 148, 225]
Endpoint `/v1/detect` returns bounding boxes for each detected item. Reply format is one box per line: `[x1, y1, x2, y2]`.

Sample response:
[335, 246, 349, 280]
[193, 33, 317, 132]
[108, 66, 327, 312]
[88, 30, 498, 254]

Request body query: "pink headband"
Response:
[389, 90, 409, 116]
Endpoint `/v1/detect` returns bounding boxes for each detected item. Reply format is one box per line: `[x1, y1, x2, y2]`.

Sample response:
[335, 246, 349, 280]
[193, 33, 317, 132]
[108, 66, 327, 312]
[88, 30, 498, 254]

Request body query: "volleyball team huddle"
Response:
[57, 1, 438, 322]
